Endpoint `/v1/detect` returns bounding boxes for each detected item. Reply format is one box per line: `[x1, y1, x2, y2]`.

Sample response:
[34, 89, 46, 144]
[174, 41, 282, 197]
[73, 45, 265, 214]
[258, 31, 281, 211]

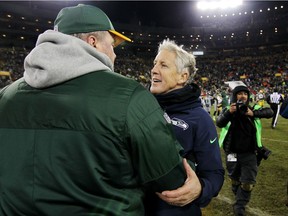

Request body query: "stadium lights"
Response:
[197, 0, 243, 10]
[193, 51, 204, 56]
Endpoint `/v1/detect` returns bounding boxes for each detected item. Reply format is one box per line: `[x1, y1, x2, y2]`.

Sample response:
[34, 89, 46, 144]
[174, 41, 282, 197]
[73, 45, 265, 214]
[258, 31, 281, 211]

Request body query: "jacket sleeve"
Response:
[253, 107, 274, 118]
[126, 85, 188, 192]
[191, 110, 225, 207]
[216, 107, 232, 128]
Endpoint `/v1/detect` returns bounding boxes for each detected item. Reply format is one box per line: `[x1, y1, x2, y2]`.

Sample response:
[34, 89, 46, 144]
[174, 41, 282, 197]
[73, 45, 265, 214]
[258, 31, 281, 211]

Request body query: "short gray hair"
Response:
[71, 31, 106, 41]
[157, 39, 197, 84]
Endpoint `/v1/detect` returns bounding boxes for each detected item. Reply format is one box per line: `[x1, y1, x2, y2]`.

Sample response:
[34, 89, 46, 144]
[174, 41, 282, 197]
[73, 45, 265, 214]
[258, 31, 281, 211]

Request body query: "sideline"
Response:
[216, 194, 273, 216]
[215, 134, 288, 144]
[262, 137, 288, 143]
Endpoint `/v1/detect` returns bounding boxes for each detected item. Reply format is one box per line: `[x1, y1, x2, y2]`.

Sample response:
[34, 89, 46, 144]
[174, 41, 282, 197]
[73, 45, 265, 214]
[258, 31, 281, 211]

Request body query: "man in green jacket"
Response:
[0, 4, 194, 216]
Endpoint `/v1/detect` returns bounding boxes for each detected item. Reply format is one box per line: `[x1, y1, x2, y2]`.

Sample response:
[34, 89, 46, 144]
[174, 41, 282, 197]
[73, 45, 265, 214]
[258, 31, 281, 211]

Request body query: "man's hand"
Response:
[245, 107, 254, 116]
[229, 103, 237, 113]
[156, 158, 202, 207]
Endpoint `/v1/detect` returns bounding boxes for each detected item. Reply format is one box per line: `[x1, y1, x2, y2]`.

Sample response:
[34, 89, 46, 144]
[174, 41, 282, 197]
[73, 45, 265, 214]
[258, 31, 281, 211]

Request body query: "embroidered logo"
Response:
[210, 137, 217, 144]
[163, 112, 171, 124]
[171, 117, 189, 130]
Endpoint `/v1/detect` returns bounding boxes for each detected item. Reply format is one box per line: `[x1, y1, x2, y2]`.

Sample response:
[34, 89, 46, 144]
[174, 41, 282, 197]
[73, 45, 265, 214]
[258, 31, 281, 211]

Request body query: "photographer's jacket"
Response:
[0, 30, 188, 216]
[217, 104, 273, 153]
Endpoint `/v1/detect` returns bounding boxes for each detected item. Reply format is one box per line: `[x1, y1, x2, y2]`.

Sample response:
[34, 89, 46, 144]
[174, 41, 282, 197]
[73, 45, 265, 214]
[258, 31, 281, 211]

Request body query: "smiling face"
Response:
[150, 49, 188, 95]
[236, 91, 249, 103]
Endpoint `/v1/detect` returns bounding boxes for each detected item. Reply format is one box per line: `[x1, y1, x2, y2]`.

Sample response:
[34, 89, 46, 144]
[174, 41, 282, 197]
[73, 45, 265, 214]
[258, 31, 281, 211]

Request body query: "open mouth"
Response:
[152, 78, 161, 83]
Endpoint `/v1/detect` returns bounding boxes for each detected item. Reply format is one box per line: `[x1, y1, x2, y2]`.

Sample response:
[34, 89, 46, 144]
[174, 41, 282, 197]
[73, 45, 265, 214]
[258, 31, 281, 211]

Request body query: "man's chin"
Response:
[150, 88, 163, 95]
[150, 86, 159, 94]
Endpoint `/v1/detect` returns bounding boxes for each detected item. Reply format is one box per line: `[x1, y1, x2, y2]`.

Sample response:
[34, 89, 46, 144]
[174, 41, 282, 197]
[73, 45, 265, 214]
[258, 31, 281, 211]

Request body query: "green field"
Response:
[202, 113, 288, 216]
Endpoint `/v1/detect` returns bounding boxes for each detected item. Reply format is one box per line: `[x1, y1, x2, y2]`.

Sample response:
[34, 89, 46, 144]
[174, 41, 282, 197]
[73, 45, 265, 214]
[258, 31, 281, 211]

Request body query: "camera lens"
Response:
[236, 100, 248, 114]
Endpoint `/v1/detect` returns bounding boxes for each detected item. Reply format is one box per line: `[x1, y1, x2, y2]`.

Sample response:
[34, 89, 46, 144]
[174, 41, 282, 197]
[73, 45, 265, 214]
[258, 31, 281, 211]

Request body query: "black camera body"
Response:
[258, 146, 272, 160]
[236, 100, 248, 114]
[256, 146, 272, 166]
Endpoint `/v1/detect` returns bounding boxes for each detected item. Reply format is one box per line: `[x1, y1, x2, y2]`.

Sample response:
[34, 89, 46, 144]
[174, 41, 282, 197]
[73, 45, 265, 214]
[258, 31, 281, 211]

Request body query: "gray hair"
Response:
[157, 39, 197, 84]
[71, 31, 106, 41]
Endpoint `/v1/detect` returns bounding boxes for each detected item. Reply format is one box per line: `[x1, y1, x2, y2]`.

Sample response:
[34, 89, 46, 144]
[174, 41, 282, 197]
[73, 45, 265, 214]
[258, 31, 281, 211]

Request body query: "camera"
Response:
[256, 146, 271, 166]
[258, 146, 272, 160]
[236, 100, 248, 114]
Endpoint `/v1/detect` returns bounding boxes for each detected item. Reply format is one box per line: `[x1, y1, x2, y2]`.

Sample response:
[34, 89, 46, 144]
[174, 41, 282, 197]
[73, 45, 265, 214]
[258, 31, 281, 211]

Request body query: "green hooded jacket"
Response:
[0, 30, 188, 216]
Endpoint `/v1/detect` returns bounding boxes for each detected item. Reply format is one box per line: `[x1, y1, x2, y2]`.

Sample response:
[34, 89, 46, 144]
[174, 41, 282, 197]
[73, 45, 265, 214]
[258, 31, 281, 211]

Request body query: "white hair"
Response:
[157, 39, 197, 84]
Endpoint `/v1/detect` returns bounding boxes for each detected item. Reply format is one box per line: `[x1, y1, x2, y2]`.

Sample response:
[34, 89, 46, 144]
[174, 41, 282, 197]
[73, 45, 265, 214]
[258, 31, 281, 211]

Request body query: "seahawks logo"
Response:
[171, 117, 189, 130]
[163, 112, 171, 123]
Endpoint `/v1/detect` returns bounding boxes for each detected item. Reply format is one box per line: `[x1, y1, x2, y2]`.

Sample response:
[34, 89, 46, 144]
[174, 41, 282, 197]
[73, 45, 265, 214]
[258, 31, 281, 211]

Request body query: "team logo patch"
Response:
[163, 112, 171, 123]
[171, 117, 189, 130]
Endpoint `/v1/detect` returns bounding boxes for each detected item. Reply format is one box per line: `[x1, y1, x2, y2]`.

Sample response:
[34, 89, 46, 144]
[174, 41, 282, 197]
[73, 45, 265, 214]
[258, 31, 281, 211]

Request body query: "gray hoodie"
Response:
[24, 30, 113, 88]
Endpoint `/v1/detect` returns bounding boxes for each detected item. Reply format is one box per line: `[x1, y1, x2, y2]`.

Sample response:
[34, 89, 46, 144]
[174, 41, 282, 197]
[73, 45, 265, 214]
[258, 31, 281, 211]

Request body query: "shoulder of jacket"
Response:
[252, 104, 261, 110]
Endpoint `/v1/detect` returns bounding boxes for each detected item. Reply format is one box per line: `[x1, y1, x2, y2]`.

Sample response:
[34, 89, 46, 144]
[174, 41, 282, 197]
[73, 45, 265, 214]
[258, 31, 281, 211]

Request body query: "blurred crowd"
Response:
[0, 45, 287, 98]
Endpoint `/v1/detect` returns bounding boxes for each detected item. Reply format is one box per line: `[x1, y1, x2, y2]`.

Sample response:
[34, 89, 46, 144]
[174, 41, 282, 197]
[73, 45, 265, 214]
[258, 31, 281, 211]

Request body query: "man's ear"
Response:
[178, 71, 189, 85]
[87, 35, 97, 48]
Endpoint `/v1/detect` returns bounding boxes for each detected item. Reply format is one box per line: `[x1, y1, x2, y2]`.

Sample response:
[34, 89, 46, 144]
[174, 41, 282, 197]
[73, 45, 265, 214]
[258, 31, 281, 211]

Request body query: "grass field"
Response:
[202, 111, 288, 216]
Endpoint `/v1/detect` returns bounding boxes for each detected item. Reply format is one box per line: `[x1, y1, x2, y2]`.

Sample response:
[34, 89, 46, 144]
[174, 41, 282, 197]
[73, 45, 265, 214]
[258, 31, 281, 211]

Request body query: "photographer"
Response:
[216, 85, 273, 216]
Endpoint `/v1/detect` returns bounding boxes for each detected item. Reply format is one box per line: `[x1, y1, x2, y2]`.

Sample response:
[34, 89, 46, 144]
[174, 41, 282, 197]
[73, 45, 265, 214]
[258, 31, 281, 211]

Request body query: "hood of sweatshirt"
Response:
[231, 85, 250, 105]
[24, 30, 113, 88]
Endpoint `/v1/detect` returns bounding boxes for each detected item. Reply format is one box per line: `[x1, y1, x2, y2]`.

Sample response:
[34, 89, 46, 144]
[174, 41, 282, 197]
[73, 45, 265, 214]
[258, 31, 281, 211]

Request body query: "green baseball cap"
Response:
[54, 4, 131, 47]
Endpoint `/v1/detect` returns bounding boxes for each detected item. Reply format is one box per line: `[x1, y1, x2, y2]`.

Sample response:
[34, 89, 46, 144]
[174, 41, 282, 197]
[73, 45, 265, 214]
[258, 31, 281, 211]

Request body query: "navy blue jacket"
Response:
[145, 84, 225, 216]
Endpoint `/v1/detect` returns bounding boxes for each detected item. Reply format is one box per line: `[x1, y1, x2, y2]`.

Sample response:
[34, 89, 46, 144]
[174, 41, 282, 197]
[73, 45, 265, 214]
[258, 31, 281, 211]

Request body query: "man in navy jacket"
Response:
[146, 39, 224, 216]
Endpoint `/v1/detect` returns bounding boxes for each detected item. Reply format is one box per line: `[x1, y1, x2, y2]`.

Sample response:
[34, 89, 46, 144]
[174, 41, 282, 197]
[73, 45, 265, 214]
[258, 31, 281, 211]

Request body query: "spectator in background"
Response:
[0, 5, 195, 216]
[267, 87, 284, 129]
[255, 89, 265, 107]
[202, 92, 213, 114]
[216, 85, 273, 216]
[213, 90, 223, 121]
[221, 89, 229, 108]
[146, 39, 224, 216]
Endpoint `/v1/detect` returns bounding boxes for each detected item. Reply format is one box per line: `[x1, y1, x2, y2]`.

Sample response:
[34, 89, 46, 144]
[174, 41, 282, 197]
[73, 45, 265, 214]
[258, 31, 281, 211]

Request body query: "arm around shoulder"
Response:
[126, 85, 188, 192]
